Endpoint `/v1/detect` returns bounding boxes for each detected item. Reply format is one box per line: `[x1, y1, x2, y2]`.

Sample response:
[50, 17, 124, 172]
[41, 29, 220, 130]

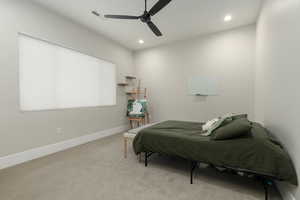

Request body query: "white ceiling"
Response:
[30, 0, 262, 50]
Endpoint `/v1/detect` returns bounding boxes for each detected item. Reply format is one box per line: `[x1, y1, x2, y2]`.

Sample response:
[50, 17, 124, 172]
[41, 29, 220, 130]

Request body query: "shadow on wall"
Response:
[192, 95, 208, 103]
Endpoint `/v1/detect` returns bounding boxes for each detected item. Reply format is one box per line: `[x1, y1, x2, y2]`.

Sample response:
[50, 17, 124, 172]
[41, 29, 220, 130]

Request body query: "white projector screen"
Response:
[19, 34, 116, 111]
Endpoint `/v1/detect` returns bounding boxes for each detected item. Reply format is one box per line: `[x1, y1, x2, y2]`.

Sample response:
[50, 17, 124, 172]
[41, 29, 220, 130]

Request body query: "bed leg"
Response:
[263, 179, 272, 200]
[190, 161, 197, 184]
[264, 184, 268, 200]
[145, 152, 148, 167]
[124, 137, 127, 159]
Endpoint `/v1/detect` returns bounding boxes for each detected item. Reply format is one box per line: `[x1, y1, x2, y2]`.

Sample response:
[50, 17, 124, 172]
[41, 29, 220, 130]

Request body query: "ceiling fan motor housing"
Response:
[141, 12, 151, 23]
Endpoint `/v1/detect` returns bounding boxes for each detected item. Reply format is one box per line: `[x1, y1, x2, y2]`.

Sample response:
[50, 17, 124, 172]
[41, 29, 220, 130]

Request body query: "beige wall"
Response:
[0, 0, 134, 157]
[134, 25, 256, 123]
[255, 0, 300, 198]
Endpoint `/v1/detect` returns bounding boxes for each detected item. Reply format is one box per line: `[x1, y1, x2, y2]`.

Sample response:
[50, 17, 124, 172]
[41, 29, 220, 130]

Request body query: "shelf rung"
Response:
[125, 76, 136, 80]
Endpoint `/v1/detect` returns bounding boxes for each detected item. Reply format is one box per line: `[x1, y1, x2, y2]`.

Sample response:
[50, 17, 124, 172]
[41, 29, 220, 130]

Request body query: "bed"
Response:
[133, 120, 298, 200]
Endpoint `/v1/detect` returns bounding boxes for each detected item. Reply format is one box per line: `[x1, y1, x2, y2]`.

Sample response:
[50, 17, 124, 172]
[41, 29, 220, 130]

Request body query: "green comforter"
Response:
[133, 120, 298, 185]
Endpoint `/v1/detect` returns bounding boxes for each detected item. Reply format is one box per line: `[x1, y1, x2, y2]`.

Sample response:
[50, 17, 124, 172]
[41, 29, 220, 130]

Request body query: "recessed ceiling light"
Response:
[138, 39, 144, 44]
[224, 15, 232, 22]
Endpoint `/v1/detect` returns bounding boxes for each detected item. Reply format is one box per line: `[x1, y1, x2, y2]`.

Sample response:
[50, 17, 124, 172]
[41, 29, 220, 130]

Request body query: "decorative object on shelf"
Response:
[188, 76, 218, 96]
[118, 75, 150, 128]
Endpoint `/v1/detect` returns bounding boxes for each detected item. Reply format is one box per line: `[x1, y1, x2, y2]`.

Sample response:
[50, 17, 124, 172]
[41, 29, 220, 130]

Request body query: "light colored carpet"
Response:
[0, 134, 282, 200]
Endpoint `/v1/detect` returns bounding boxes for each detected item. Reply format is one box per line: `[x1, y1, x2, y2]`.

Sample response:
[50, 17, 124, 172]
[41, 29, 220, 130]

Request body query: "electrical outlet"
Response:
[56, 128, 62, 134]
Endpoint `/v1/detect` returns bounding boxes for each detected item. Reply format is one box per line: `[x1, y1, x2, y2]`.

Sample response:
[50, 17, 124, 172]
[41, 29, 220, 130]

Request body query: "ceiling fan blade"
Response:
[147, 21, 162, 37]
[104, 15, 139, 20]
[91, 11, 100, 16]
[149, 0, 172, 16]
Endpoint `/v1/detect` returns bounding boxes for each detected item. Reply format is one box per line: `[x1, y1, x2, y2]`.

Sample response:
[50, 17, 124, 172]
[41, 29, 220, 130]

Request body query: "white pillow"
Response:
[202, 118, 219, 131]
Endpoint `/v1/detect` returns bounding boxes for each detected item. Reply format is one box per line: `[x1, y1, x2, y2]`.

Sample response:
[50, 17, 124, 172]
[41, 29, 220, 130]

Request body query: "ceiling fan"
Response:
[93, 0, 172, 37]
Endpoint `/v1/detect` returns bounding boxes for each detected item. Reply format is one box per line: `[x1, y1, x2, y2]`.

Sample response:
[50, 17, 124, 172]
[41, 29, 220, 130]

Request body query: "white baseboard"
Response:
[276, 181, 296, 200]
[0, 125, 129, 170]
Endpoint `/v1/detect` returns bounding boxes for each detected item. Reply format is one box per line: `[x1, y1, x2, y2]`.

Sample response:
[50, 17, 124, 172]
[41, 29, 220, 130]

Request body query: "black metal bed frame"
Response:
[144, 151, 276, 200]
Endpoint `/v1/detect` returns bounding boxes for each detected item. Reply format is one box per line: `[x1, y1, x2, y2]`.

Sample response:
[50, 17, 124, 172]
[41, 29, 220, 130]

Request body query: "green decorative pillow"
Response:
[212, 118, 251, 140]
[220, 113, 248, 126]
[203, 114, 233, 136]
[232, 114, 248, 120]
